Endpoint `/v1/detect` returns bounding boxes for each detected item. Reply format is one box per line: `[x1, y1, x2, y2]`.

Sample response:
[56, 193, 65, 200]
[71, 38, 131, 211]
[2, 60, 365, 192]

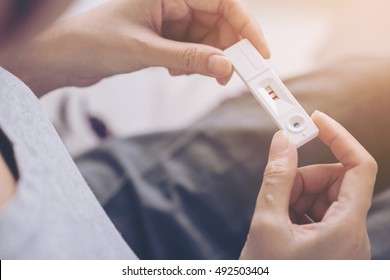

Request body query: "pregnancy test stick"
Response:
[224, 39, 319, 147]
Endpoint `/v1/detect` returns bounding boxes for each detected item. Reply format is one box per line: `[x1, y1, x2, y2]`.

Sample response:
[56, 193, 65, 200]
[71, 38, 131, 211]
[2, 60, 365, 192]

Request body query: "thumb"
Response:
[257, 131, 298, 217]
[147, 37, 232, 79]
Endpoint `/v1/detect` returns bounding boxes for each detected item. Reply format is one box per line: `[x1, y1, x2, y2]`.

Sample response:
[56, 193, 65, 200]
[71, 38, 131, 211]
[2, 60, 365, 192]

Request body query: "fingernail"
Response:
[270, 131, 289, 154]
[264, 46, 271, 59]
[311, 110, 322, 116]
[311, 110, 327, 120]
[261, 42, 271, 59]
[207, 55, 232, 77]
[217, 76, 229, 86]
[217, 78, 227, 86]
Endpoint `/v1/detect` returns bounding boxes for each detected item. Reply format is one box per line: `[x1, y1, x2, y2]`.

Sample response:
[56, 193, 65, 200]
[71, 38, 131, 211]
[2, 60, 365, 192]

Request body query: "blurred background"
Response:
[39, 0, 389, 156]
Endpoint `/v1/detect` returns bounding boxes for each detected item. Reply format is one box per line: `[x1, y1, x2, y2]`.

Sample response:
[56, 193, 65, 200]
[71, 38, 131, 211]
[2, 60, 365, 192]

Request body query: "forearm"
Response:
[4, 22, 79, 97]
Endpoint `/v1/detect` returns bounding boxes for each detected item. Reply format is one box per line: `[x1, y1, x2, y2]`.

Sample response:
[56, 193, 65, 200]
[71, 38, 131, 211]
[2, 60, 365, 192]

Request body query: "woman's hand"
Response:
[241, 111, 377, 259]
[8, 0, 269, 96]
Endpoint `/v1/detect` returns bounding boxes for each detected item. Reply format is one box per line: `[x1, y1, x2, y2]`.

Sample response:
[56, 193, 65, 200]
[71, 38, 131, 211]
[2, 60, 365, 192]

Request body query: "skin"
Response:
[0, 154, 15, 208]
[1, 0, 268, 204]
[0, 0, 74, 209]
[0, 1, 74, 64]
[241, 111, 377, 259]
[5, 0, 270, 96]
[0, 0, 379, 259]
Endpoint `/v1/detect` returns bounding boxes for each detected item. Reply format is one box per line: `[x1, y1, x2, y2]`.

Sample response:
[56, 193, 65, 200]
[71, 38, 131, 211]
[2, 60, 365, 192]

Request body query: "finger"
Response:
[163, 23, 190, 42]
[256, 131, 297, 219]
[187, 20, 214, 43]
[291, 191, 333, 223]
[290, 164, 344, 205]
[310, 192, 331, 222]
[184, 0, 270, 58]
[193, 18, 241, 50]
[193, 10, 219, 28]
[290, 192, 316, 222]
[146, 35, 232, 78]
[312, 111, 378, 213]
[168, 69, 192, 76]
[290, 164, 344, 222]
[217, 69, 234, 85]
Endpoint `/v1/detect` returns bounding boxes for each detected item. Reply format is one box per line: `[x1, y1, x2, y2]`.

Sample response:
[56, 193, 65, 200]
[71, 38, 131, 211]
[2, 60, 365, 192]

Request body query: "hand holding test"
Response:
[225, 39, 319, 147]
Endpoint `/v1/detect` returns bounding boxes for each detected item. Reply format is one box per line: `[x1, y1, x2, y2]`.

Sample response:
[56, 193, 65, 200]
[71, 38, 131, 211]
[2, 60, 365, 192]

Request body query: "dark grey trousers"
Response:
[75, 93, 390, 260]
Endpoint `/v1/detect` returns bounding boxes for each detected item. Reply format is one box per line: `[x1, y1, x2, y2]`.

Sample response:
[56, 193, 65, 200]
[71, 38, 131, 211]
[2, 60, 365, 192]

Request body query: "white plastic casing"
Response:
[224, 39, 319, 147]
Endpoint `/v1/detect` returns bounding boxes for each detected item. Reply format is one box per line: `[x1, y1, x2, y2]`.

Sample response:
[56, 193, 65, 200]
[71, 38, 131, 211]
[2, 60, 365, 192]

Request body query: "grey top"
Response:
[0, 67, 137, 259]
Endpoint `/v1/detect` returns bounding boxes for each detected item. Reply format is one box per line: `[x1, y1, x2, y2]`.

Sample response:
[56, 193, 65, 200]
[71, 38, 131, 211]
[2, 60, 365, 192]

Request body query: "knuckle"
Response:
[251, 215, 279, 234]
[178, 45, 200, 72]
[366, 198, 373, 212]
[223, 0, 240, 13]
[357, 154, 378, 182]
[264, 160, 289, 177]
[364, 156, 378, 176]
[262, 160, 292, 186]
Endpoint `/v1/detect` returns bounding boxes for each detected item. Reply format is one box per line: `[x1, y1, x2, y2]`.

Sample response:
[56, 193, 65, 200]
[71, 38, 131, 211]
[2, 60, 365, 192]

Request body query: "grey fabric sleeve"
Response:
[0, 68, 137, 259]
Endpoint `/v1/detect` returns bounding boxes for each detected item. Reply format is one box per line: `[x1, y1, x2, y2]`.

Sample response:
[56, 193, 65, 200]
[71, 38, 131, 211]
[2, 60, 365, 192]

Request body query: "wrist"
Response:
[6, 57, 68, 97]
[4, 23, 73, 97]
